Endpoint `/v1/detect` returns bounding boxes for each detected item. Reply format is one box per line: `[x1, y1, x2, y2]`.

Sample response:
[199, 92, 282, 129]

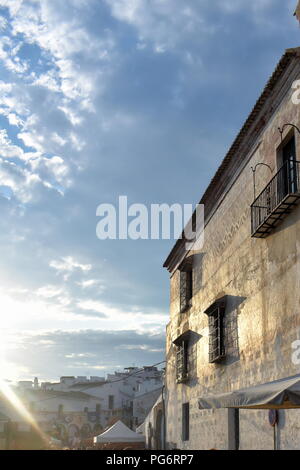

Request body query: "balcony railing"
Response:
[251, 159, 300, 238]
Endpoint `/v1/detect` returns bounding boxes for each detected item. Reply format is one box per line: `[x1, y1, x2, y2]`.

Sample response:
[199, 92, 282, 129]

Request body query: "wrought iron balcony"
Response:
[251, 159, 300, 238]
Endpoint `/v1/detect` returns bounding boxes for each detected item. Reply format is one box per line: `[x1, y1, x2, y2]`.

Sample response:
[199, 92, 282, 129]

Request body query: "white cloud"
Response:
[0, 15, 7, 30]
[17, 130, 45, 153]
[69, 132, 85, 151]
[0, 34, 28, 74]
[7, 113, 24, 127]
[50, 256, 92, 277]
[0, 129, 24, 159]
[0, 159, 41, 203]
[36, 285, 63, 299]
[118, 344, 164, 353]
[0, 289, 71, 330]
[77, 299, 167, 331]
[0, 0, 23, 16]
[0, 1, 119, 205]
[65, 353, 96, 359]
[58, 105, 83, 126]
[0, 81, 12, 93]
[0, 0, 115, 107]
[29, 155, 71, 187]
[105, 0, 287, 53]
[0, 130, 71, 201]
[105, 0, 213, 53]
[33, 70, 61, 93]
[0, 80, 29, 117]
[76, 279, 105, 291]
[0, 1, 114, 204]
[51, 133, 67, 147]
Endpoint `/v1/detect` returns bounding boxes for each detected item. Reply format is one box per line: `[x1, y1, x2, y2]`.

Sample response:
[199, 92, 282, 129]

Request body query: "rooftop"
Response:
[24, 389, 100, 401]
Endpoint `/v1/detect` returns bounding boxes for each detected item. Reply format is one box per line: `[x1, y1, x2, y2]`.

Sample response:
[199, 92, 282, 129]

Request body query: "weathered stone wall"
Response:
[165, 56, 300, 450]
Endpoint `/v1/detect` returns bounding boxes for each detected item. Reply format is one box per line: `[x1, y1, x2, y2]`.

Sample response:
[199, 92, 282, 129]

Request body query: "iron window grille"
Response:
[251, 136, 300, 238]
[179, 257, 193, 313]
[176, 340, 188, 383]
[173, 331, 191, 384]
[251, 159, 300, 237]
[204, 297, 227, 364]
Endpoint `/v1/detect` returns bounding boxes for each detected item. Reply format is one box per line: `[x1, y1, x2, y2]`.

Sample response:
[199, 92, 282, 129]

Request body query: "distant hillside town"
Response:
[0, 366, 163, 449]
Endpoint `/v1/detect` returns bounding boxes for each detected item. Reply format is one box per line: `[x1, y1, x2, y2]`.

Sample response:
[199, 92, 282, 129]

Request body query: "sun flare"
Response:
[0, 375, 49, 445]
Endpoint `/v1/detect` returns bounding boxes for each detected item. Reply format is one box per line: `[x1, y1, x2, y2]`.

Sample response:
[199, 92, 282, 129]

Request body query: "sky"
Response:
[0, 0, 299, 383]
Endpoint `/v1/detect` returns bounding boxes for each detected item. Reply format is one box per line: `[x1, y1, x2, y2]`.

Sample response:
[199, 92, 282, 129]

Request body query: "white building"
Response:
[39, 366, 163, 429]
[133, 387, 162, 428]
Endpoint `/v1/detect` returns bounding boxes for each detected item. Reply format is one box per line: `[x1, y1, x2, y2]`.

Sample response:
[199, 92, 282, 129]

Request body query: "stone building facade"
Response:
[163, 47, 300, 450]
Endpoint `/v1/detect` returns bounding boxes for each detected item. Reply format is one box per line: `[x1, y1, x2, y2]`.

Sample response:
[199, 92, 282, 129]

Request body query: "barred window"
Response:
[176, 340, 188, 383]
[179, 258, 193, 313]
[204, 297, 227, 364]
[174, 331, 192, 383]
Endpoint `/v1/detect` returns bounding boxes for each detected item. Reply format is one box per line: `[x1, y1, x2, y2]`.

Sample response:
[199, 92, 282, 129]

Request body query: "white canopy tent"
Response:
[93, 421, 145, 444]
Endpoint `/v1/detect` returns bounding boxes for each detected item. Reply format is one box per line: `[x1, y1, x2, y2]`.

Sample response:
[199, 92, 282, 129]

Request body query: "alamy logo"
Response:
[96, 196, 204, 250]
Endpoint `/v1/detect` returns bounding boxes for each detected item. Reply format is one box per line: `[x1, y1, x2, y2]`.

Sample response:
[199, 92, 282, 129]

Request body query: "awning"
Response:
[173, 330, 192, 346]
[198, 374, 300, 410]
[94, 421, 145, 444]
